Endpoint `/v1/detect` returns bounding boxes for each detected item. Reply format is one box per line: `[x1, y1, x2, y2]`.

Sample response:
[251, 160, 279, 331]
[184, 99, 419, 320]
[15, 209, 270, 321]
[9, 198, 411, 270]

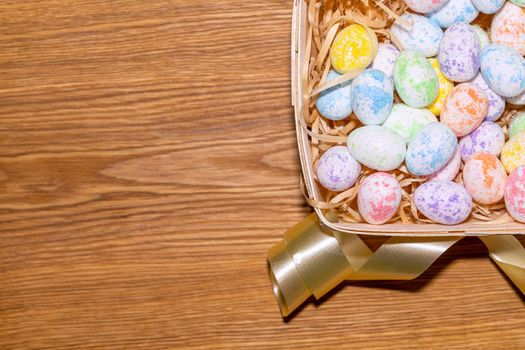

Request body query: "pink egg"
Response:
[441, 83, 489, 137]
[404, 0, 449, 13]
[505, 165, 525, 223]
[426, 146, 461, 181]
[491, 2, 525, 55]
[358, 172, 402, 224]
[463, 152, 507, 204]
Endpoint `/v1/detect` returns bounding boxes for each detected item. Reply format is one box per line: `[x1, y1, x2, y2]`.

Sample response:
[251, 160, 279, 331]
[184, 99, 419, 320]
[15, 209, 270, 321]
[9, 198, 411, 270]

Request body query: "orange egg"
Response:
[441, 83, 488, 137]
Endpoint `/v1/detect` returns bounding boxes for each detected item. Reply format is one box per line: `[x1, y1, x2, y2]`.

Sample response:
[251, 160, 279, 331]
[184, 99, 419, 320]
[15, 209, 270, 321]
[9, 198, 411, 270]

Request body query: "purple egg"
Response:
[459, 121, 505, 161]
[469, 73, 506, 121]
[414, 181, 472, 225]
[438, 23, 480, 82]
[317, 146, 361, 192]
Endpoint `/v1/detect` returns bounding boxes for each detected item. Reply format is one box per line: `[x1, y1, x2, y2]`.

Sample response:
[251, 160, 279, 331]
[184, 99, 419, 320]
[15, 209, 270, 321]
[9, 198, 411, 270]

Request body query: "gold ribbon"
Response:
[268, 214, 525, 317]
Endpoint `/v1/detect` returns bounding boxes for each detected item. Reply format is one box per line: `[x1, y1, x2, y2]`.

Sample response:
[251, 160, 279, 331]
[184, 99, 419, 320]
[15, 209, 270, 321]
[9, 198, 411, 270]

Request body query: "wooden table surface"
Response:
[1, 1, 524, 349]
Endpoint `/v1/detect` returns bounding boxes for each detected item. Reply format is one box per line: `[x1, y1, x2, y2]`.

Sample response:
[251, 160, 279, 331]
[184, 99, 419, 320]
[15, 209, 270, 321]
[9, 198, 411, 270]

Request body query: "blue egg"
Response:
[406, 122, 458, 176]
[471, 0, 505, 14]
[315, 70, 352, 121]
[480, 44, 525, 97]
[391, 14, 443, 57]
[350, 69, 393, 125]
[428, 0, 478, 28]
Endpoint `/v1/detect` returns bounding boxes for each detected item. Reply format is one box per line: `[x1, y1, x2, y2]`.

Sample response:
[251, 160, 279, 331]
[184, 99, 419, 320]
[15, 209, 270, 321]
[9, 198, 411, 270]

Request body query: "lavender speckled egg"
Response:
[469, 73, 505, 122]
[459, 121, 505, 161]
[350, 69, 393, 125]
[509, 112, 525, 139]
[406, 122, 458, 176]
[426, 146, 462, 181]
[316, 146, 361, 192]
[358, 172, 402, 225]
[441, 83, 488, 137]
[505, 165, 525, 223]
[428, 0, 479, 28]
[391, 14, 443, 57]
[393, 50, 439, 108]
[472, 0, 505, 14]
[370, 43, 400, 82]
[347, 126, 406, 171]
[472, 25, 490, 49]
[404, 0, 449, 14]
[480, 44, 525, 97]
[438, 23, 480, 82]
[463, 152, 507, 204]
[315, 70, 352, 121]
[507, 91, 525, 106]
[491, 2, 525, 55]
[414, 181, 472, 225]
[382, 104, 438, 143]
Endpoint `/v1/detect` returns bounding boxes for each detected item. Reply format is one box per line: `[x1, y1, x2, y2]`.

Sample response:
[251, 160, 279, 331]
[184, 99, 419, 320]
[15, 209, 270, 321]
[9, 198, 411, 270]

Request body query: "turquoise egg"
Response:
[428, 0, 479, 28]
[391, 14, 443, 57]
[471, 0, 505, 14]
[350, 69, 393, 125]
[315, 70, 352, 121]
[480, 44, 525, 97]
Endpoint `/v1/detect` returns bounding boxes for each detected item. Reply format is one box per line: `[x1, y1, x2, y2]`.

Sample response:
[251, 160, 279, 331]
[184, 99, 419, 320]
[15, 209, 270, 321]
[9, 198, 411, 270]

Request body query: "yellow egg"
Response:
[330, 24, 377, 74]
[428, 58, 454, 116]
[501, 131, 525, 173]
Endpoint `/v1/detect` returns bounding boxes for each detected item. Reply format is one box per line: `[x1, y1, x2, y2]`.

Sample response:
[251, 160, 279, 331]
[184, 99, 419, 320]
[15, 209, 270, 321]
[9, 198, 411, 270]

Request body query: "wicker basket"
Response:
[291, 0, 525, 237]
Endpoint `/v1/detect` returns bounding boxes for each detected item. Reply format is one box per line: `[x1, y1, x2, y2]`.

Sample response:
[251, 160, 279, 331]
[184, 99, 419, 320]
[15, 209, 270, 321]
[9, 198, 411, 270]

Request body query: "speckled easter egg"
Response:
[331, 24, 378, 75]
[428, 58, 454, 116]
[459, 122, 505, 161]
[505, 165, 525, 223]
[391, 14, 443, 57]
[472, 0, 505, 14]
[414, 181, 472, 225]
[393, 50, 439, 108]
[438, 23, 480, 82]
[510, 0, 525, 7]
[509, 112, 525, 139]
[463, 152, 507, 204]
[404, 0, 449, 13]
[491, 2, 525, 55]
[370, 43, 400, 82]
[315, 71, 352, 121]
[406, 122, 458, 176]
[350, 69, 393, 125]
[358, 172, 402, 225]
[426, 146, 462, 181]
[316, 146, 361, 192]
[347, 126, 406, 171]
[472, 25, 490, 49]
[507, 91, 525, 106]
[501, 131, 525, 173]
[382, 104, 437, 143]
[480, 44, 525, 97]
[428, 0, 479, 28]
[441, 83, 488, 137]
[469, 73, 505, 122]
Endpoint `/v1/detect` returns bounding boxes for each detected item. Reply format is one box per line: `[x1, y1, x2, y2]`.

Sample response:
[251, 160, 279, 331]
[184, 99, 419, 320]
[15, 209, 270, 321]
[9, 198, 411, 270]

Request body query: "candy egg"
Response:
[459, 121, 505, 161]
[370, 43, 400, 82]
[331, 24, 378, 74]
[382, 104, 437, 143]
[472, 25, 490, 49]
[505, 165, 525, 223]
[429, 0, 479, 28]
[391, 14, 443, 57]
[469, 73, 505, 122]
[315, 70, 352, 121]
[426, 146, 462, 181]
[350, 69, 393, 125]
[441, 83, 488, 137]
[471, 0, 505, 14]
[347, 126, 406, 171]
[358, 172, 402, 225]
[480, 44, 525, 97]
[501, 131, 525, 173]
[509, 112, 525, 139]
[414, 180, 472, 225]
[463, 152, 507, 204]
[428, 58, 454, 116]
[393, 50, 439, 108]
[316, 146, 361, 192]
[507, 91, 525, 106]
[510, 0, 525, 7]
[438, 23, 480, 82]
[491, 2, 525, 55]
[406, 122, 458, 176]
[404, 0, 449, 14]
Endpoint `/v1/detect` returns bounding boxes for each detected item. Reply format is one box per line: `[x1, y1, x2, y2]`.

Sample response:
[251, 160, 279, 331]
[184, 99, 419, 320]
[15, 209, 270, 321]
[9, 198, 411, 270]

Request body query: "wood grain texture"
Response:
[0, 1, 524, 349]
